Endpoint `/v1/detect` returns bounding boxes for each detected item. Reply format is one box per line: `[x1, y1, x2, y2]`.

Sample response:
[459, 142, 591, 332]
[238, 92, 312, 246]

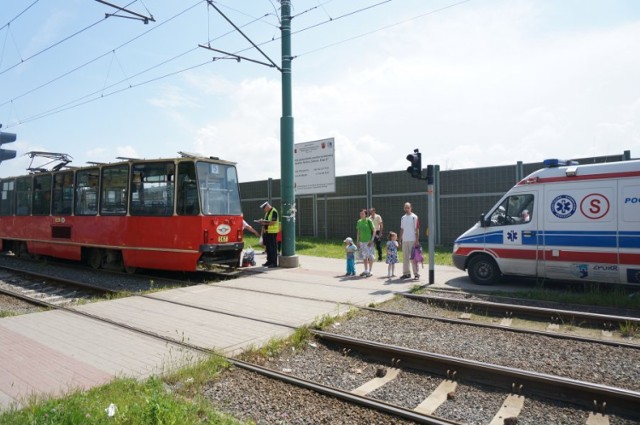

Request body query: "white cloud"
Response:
[186, 2, 640, 182]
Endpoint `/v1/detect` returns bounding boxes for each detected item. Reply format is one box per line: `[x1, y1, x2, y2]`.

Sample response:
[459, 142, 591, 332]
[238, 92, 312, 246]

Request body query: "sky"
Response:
[1, 0, 639, 182]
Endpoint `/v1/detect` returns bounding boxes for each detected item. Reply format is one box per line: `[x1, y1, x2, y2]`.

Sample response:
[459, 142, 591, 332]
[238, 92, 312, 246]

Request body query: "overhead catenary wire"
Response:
[3, 0, 383, 111]
[4, 0, 472, 128]
[295, 0, 472, 58]
[4, 6, 279, 127]
[0, 9, 119, 76]
[0, 0, 275, 109]
[0, 0, 41, 31]
[0, 0, 203, 108]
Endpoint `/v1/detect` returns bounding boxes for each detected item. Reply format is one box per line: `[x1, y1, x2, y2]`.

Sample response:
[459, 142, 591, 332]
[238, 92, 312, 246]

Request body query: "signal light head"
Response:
[406, 150, 422, 179]
[0, 129, 17, 163]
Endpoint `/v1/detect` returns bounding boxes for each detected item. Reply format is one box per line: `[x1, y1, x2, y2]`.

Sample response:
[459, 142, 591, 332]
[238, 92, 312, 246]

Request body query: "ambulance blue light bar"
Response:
[543, 159, 579, 167]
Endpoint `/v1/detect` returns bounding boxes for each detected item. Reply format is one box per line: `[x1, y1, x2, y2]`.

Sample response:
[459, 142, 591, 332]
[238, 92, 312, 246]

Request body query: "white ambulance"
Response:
[452, 159, 640, 285]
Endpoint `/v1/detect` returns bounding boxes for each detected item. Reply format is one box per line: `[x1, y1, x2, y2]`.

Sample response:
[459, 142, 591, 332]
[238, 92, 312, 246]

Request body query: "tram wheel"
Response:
[123, 264, 137, 274]
[15, 242, 29, 258]
[88, 249, 104, 269]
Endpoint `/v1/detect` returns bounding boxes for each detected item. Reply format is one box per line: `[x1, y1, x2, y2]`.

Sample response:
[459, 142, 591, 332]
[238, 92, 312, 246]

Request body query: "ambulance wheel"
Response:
[468, 255, 500, 285]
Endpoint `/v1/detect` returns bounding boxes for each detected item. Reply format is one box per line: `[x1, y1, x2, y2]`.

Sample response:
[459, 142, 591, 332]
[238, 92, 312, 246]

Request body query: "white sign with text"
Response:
[294, 138, 336, 195]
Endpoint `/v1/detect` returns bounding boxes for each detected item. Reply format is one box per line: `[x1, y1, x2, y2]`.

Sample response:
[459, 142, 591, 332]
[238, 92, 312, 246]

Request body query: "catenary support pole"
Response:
[279, 0, 299, 268]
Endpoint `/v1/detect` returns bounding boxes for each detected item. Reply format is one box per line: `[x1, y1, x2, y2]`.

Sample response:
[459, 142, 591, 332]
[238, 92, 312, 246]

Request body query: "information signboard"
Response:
[294, 138, 335, 195]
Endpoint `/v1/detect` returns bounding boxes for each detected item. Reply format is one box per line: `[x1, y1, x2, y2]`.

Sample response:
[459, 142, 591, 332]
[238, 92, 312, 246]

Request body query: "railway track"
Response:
[5, 286, 636, 423]
[2, 258, 639, 423]
[389, 292, 640, 347]
[0, 265, 115, 307]
[308, 330, 640, 424]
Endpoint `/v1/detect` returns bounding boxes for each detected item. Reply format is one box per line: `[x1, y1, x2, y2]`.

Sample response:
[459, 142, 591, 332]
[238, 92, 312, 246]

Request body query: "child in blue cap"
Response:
[344, 237, 357, 276]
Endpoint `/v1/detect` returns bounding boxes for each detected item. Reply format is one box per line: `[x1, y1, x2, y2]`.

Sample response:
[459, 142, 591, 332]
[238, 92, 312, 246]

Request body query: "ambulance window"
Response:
[490, 194, 534, 226]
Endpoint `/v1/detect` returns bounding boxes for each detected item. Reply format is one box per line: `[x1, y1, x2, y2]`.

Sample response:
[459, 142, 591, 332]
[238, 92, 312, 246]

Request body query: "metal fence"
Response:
[240, 151, 632, 246]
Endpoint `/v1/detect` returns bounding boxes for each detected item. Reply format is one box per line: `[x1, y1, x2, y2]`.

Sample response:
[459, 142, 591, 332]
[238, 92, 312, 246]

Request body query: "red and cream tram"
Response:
[0, 154, 244, 272]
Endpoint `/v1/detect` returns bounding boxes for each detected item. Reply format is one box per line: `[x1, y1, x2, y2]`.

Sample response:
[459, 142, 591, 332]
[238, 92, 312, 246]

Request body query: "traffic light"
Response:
[406, 149, 422, 179]
[0, 127, 17, 163]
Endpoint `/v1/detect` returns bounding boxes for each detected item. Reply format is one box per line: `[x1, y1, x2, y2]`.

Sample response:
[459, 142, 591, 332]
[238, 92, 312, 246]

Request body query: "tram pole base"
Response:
[278, 255, 299, 268]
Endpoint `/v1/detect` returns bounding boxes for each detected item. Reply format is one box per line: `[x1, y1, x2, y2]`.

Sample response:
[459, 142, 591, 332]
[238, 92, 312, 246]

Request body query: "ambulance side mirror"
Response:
[479, 213, 487, 228]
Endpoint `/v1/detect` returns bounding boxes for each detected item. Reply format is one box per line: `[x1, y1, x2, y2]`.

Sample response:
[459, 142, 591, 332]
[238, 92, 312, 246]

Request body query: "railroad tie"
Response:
[350, 367, 400, 396]
[488, 394, 525, 425]
[413, 379, 457, 415]
[547, 315, 561, 331]
[499, 318, 513, 326]
[586, 412, 610, 425]
[500, 312, 514, 327]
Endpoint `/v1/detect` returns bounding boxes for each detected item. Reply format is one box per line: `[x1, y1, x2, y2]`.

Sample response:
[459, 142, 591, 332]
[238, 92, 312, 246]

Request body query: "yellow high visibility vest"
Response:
[265, 207, 280, 233]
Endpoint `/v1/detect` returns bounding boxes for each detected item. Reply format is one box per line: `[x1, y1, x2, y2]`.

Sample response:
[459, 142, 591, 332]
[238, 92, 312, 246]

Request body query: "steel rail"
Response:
[403, 293, 640, 328]
[312, 330, 640, 420]
[0, 263, 119, 295]
[0, 283, 461, 424]
[362, 306, 640, 349]
[230, 358, 463, 425]
[0, 286, 50, 307]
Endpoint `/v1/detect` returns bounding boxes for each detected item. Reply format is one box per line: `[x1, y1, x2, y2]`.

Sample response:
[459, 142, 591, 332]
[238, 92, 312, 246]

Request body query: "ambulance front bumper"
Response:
[452, 254, 466, 271]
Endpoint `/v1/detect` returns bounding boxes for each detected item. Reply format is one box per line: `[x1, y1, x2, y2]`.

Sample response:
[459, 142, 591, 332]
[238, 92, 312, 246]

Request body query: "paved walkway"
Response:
[0, 255, 468, 410]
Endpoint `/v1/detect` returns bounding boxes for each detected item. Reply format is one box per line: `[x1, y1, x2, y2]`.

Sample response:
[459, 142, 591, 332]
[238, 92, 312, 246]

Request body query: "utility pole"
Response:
[406, 150, 436, 285]
[201, 1, 298, 267]
[278, 0, 299, 268]
[426, 165, 435, 284]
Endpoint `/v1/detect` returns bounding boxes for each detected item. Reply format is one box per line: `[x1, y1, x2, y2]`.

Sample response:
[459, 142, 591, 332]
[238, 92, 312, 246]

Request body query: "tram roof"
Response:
[0, 155, 237, 180]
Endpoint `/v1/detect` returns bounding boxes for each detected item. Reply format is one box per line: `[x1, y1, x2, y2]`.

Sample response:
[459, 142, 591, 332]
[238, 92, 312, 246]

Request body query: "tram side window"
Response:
[0, 179, 15, 216]
[177, 162, 199, 215]
[33, 174, 53, 216]
[75, 169, 99, 216]
[100, 165, 129, 215]
[130, 162, 175, 216]
[52, 172, 74, 215]
[16, 177, 32, 216]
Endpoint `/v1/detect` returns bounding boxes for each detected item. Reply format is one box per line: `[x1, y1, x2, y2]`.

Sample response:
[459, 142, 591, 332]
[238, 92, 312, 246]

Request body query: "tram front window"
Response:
[196, 162, 242, 215]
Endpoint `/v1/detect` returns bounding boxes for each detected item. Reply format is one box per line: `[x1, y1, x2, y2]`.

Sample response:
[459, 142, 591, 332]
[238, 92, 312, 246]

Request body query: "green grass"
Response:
[3, 237, 637, 423]
[0, 309, 365, 425]
[0, 369, 244, 425]
[243, 235, 454, 266]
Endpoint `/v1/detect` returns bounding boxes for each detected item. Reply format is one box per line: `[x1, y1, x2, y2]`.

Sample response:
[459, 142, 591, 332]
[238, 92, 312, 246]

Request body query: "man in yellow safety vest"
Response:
[259, 201, 279, 268]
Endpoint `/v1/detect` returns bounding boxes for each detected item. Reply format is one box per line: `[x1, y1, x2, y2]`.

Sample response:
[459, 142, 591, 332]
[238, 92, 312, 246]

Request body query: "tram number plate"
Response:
[218, 236, 228, 242]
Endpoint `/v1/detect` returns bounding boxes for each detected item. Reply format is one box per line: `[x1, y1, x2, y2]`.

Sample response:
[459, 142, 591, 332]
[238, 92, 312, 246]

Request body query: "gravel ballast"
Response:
[332, 298, 640, 392]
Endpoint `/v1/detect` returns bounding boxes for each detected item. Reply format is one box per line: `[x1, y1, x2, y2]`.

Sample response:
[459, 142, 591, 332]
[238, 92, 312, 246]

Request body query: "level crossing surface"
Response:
[0, 255, 467, 411]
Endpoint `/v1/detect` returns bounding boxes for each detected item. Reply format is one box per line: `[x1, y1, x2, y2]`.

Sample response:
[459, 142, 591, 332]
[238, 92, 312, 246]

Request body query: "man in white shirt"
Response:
[399, 202, 419, 279]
